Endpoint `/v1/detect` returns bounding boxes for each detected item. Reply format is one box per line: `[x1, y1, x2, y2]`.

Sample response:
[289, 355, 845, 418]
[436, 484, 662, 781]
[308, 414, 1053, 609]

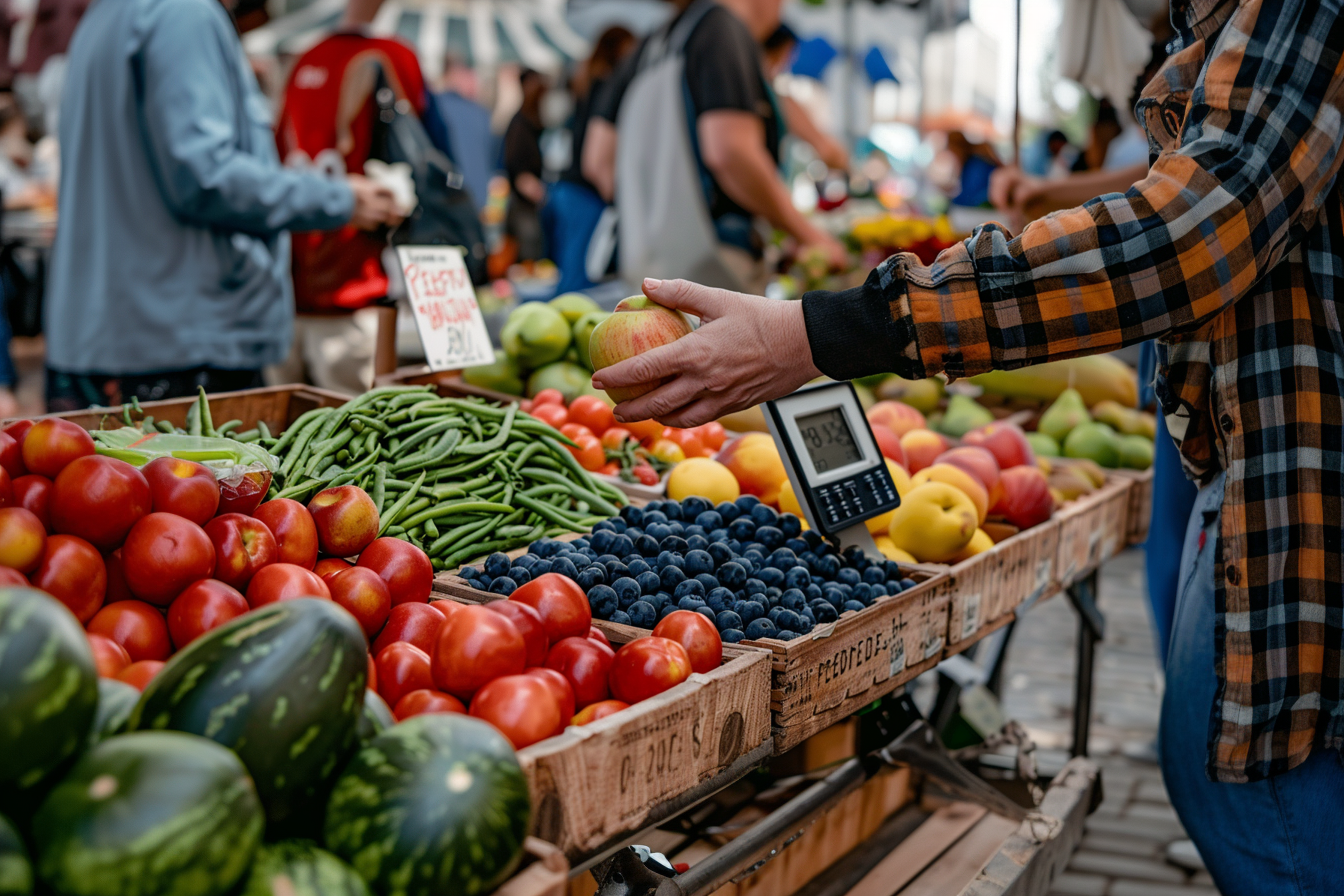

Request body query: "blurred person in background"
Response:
[12, 0, 88, 137]
[760, 23, 848, 172]
[272, 0, 447, 394]
[431, 56, 494, 215]
[543, 25, 634, 293]
[503, 68, 549, 263]
[46, 0, 401, 411]
[944, 130, 1001, 207]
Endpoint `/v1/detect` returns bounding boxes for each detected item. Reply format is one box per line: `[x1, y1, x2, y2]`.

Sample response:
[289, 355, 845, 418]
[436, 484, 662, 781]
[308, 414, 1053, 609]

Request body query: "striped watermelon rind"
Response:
[324, 714, 531, 896]
[240, 840, 370, 896]
[88, 679, 140, 748]
[358, 690, 395, 743]
[33, 730, 263, 896]
[0, 813, 32, 896]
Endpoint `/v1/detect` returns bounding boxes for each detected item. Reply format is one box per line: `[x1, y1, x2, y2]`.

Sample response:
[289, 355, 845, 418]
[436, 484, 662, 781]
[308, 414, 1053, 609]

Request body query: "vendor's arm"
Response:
[582, 118, 617, 203]
[780, 95, 849, 172]
[137, 0, 357, 234]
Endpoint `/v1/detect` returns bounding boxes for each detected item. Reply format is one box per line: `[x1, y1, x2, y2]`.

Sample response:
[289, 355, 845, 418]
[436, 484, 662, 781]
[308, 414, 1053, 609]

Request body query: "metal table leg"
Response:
[1065, 571, 1105, 757]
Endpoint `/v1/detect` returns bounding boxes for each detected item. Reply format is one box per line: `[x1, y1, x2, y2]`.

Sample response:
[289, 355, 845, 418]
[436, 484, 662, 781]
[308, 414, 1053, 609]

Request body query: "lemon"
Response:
[666, 458, 740, 504]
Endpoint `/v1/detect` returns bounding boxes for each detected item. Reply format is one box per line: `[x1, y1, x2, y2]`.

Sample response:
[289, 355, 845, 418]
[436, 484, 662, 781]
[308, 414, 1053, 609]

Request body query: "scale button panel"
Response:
[814, 477, 895, 530]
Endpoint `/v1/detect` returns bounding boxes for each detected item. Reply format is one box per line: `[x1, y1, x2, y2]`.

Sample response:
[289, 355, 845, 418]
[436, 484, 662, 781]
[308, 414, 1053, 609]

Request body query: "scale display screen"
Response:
[795, 407, 861, 474]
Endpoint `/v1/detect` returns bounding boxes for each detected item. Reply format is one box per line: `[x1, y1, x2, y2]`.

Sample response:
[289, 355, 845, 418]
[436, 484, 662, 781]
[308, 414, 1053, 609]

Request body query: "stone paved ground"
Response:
[999, 548, 1220, 896]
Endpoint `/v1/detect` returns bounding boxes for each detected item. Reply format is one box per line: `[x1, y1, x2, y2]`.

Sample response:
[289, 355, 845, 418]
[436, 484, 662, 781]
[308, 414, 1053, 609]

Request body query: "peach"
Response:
[716, 433, 787, 506]
[870, 425, 907, 466]
[204, 513, 277, 590]
[866, 401, 926, 438]
[588, 295, 693, 403]
[307, 485, 380, 557]
[934, 446, 1002, 507]
[912, 463, 989, 524]
[899, 429, 951, 474]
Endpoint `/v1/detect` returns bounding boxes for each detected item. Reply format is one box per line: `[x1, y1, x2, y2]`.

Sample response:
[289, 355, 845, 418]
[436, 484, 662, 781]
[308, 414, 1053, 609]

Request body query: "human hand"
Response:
[988, 165, 1030, 211]
[516, 172, 547, 206]
[590, 278, 821, 428]
[799, 232, 850, 272]
[346, 174, 404, 231]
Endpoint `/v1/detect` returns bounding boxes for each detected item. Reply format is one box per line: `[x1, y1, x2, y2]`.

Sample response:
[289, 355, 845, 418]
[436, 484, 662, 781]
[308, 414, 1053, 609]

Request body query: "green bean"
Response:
[510, 441, 546, 471]
[513, 493, 594, 532]
[216, 419, 241, 436]
[196, 387, 216, 437]
[520, 464, 620, 517]
[458, 403, 516, 456]
[257, 420, 272, 442]
[430, 475, 493, 501]
[467, 416, 484, 440]
[232, 428, 261, 443]
[276, 478, 323, 500]
[185, 400, 201, 436]
[396, 417, 457, 454]
[304, 428, 355, 477]
[424, 518, 440, 539]
[371, 465, 387, 514]
[378, 471, 426, 536]
[139, 415, 155, 432]
[279, 413, 329, 478]
[122, 404, 134, 426]
[271, 408, 327, 454]
[156, 420, 176, 433]
[398, 500, 514, 531]
[537, 437, 622, 512]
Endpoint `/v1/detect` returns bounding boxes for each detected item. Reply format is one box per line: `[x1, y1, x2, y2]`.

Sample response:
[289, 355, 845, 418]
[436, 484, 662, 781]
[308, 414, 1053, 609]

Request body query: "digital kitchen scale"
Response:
[764, 382, 900, 554]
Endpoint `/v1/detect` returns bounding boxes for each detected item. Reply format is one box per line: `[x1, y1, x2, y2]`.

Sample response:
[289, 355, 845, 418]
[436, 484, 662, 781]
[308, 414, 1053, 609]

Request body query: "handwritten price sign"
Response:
[396, 246, 494, 371]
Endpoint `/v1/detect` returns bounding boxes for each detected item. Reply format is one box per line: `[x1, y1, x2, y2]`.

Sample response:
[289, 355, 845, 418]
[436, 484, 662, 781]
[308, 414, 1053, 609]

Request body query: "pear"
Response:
[1039, 387, 1090, 444]
[1119, 434, 1155, 470]
[1026, 431, 1060, 457]
[1048, 465, 1097, 500]
[1063, 422, 1122, 468]
[1132, 411, 1157, 440]
[939, 393, 995, 438]
[876, 376, 945, 415]
[462, 350, 525, 395]
[548, 291, 602, 324]
[501, 302, 572, 369]
[571, 310, 609, 370]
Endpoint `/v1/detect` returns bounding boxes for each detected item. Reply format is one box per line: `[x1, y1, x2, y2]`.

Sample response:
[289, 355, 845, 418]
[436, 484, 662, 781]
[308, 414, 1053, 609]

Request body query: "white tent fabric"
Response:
[1057, 0, 1152, 113]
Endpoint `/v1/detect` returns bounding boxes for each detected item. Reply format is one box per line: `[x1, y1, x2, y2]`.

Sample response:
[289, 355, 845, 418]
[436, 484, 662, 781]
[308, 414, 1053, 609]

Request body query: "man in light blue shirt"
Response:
[45, 0, 399, 410]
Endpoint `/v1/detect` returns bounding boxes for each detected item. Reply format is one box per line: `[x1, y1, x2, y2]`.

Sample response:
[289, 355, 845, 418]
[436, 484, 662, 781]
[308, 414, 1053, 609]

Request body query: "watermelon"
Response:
[128, 598, 367, 836]
[0, 588, 98, 794]
[32, 730, 263, 896]
[0, 814, 31, 896]
[358, 690, 395, 743]
[324, 714, 531, 896]
[88, 679, 140, 747]
[240, 841, 370, 896]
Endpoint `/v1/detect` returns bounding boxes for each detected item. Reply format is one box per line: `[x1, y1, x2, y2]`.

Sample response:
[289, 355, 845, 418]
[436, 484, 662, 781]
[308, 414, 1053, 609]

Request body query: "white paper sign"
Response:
[396, 246, 494, 371]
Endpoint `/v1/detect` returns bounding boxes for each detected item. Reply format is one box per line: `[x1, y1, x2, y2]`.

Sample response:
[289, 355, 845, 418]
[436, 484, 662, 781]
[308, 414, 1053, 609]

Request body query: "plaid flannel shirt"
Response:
[803, 0, 1344, 783]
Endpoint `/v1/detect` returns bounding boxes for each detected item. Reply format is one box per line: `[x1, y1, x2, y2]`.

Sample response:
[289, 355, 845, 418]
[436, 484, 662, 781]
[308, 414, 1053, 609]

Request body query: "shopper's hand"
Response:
[590, 278, 821, 428]
[516, 173, 547, 206]
[799, 232, 850, 272]
[346, 174, 404, 230]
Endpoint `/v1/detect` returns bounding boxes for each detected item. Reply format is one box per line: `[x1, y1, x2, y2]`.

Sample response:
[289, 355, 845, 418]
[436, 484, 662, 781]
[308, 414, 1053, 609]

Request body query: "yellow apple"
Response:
[950, 528, 995, 563]
[874, 536, 917, 564]
[886, 482, 978, 563]
[911, 463, 989, 524]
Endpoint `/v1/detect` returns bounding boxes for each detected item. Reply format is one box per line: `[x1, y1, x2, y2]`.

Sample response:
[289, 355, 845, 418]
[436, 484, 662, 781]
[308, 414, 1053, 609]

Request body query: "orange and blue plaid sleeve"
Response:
[802, 0, 1344, 383]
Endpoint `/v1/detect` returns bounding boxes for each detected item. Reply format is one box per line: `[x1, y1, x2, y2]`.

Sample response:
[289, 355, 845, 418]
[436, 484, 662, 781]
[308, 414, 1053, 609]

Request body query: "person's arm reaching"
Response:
[597, 0, 1344, 424]
[781, 95, 849, 172]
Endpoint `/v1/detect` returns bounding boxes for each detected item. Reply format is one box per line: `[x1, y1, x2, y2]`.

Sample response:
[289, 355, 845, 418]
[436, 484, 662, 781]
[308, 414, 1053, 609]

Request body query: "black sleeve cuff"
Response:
[801, 267, 921, 382]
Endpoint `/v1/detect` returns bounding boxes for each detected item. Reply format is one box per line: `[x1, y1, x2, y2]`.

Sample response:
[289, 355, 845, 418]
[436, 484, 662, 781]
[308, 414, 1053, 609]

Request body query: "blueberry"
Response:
[900, 578, 917, 590]
[683, 525, 708, 541]
[694, 573, 720, 595]
[842, 546, 869, 570]
[658, 604, 680, 622]
[715, 501, 741, 523]
[562, 552, 591, 570]
[748, 504, 777, 526]
[728, 518, 757, 542]
[651, 592, 672, 611]
[550, 557, 579, 580]
[784, 567, 812, 590]
[643, 510, 668, 526]
[810, 600, 838, 623]
[656, 551, 685, 571]
[802, 529, 824, 549]
[743, 578, 767, 597]
[735, 495, 761, 511]
[531, 558, 553, 576]
[571, 538, 592, 552]
[801, 606, 816, 625]
[486, 576, 515, 596]
[526, 541, 550, 556]
[636, 571, 663, 596]
[636, 534, 661, 557]
[484, 552, 511, 579]
[765, 587, 782, 603]
[628, 600, 657, 628]
[737, 600, 767, 624]
[780, 588, 807, 611]
[645, 524, 669, 542]
[850, 583, 873, 605]
[706, 587, 734, 613]
[694, 510, 723, 531]
[743, 550, 767, 570]
[619, 505, 644, 525]
[678, 595, 706, 611]
[862, 566, 887, 586]
[804, 582, 823, 602]
[659, 565, 687, 590]
[604, 561, 630, 581]
[744, 618, 778, 640]
[577, 566, 607, 592]
[721, 628, 746, 644]
[775, 609, 805, 632]
[662, 501, 683, 521]
[718, 561, 748, 589]
[778, 513, 802, 538]
[608, 609, 630, 625]
[612, 576, 642, 606]
[886, 579, 904, 594]
[757, 567, 785, 589]
[674, 579, 706, 600]
[590, 529, 617, 555]
[726, 538, 744, 555]
[587, 584, 618, 617]
[661, 536, 689, 555]
[755, 526, 784, 550]
[777, 631, 800, 642]
[768, 606, 787, 625]
[717, 609, 744, 631]
[694, 606, 717, 625]
[868, 581, 889, 597]
[842, 600, 866, 614]
[813, 554, 841, 579]
[823, 586, 848, 607]
[768, 548, 798, 569]
[681, 496, 712, 518]
[513, 553, 539, 571]
[624, 526, 645, 541]
[610, 534, 635, 557]
[709, 528, 730, 543]
[707, 542, 734, 568]
[836, 567, 862, 587]
[784, 538, 809, 556]
[686, 534, 710, 552]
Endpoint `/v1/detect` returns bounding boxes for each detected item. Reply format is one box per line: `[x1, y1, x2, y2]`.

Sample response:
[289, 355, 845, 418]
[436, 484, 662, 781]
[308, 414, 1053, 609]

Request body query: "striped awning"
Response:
[243, 0, 588, 76]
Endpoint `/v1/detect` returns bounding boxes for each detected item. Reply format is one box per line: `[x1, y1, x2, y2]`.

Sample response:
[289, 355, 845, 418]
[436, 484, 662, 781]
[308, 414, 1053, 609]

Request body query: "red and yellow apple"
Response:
[911, 463, 989, 524]
[885, 482, 978, 563]
[870, 425, 907, 466]
[308, 486, 379, 557]
[935, 446, 1002, 507]
[143, 457, 220, 525]
[716, 433, 787, 506]
[991, 465, 1054, 529]
[204, 513, 278, 590]
[866, 401, 926, 438]
[899, 428, 951, 474]
[588, 295, 693, 403]
[962, 422, 1035, 470]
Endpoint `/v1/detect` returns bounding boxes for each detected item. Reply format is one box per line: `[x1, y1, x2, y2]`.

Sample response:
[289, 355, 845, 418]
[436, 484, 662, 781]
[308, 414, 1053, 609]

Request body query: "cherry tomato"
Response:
[531, 389, 565, 407]
[544, 636, 613, 708]
[691, 421, 728, 452]
[664, 429, 707, 459]
[167, 579, 248, 650]
[631, 463, 659, 486]
[393, 688, 465, 721]
[529, 403, 569, 430]
[142, 457, 219, 526]
[511, 573, 591, 643]
[314, 557, 352, 581]
[653, 610, 723, 674]
[559, 422, 595, 443]
[0, 507, 45, 573]
[87, 599, 171, 663]
[51, 456, 155, 553]
[252, 498, 319, 569]
[486, 599, 548, 667]
[116, 660, 165, 691]
[244, 563, 331, 608]
[371, 602, 446, 656]
[328, 566, 392, 638]
[87, 633, 131, 678]
[375, 641, 435, 709]
[570, 435, 605, 473]
[598, 461, 621, 476]
[469, 674, 562, 749]
[609, 637, 692, 704]
[567, 396, 615, 436]
[572, 699, 630, 726]
[518, 399, 533, 414]
[600, 427, 634, 451]
[522, 667, 576, 726]
[648, 439, 685, 464]
[12, 475, 51, 530]
[356, 537, 433, 606]
[367, 653, 377, 692]
[122, 513, 216, 606]
[623, 419, 665, 444]
[587, 626, 612, 651]
[30, 534, 106, 623]
[0, 566, 27, 587]
[432, 604, 527, 701]
[0, 430, 23, 478]
[20, 419, 94, 479]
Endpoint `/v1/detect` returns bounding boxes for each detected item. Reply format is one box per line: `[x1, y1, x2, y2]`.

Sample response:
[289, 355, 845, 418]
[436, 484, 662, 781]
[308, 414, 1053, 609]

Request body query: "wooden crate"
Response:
[494, 838, 569, 896]
[1, 384, 351, 432]
[1053, 478, 1133, 588]
[945, 520, 1060, 648]
[1111, 467, 1153, 545]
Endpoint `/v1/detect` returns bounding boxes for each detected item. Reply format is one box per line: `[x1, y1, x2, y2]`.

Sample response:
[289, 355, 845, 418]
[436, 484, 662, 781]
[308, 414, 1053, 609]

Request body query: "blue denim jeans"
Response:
[1160, 472, 1344, 895]
[1144, 413, 1198, 668]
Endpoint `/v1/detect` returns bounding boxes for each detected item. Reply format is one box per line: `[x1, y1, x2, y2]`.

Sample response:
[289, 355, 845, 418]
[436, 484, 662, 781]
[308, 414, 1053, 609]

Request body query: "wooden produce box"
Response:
[944, 520, 1060, 648]
[431, 585, 772, 861]
[1053, 477, 1133, 588]
[495, 838, 569, 896]
[1111, 467, 1154, 546]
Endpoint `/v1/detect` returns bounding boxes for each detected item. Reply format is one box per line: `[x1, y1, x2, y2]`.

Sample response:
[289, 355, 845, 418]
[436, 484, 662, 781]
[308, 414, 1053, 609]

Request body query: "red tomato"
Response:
[653, 610, 723, 674]
[426, 600, 458, 620]
[567, 396, 615, 436]
[544, 637, 613, 708]
[486, 599, 548, 666]
[87, 600, 171, 663]
[531, 389, 565, 407]
[167, 579, 249, 650]
[469, 675, 562, 749]
[251, 499, 319, 569]
[598, 461, 620, 476]
[609, 637, 692, 704]
[307, 486, 380, 558]
[0, 430, 24, 478]
[104, 548, 133, 603]
[12, 475, 51, 529]
[571, 435, 605, 473]
[375, 641, 435, 709]
[623, 419, 665, 444]
[0, 507, 45, 573]
[664, 429, 708, 459]
[314, 557, 352, 581]
[511, 573, 591, 643]
[393, 689, 465, 721]
[116, 660, 165, 691]
[432, 604, 527, 701]
[30, 534, 106, 623]
[0, 467, 10, 507]
[49, 456, 151, 551]
[204, 513, 278, 591]
[632, 464, 659, 486]
[2, 419, 33, 447]
[217, 468, 271, 516]
[559, 422, 594, 443]
[372, 602, 446, 656]
[20, 419, 94, 479]
[366, 653, 377, 692]
[518, 399, 533, 414]
[244, 563, 331, 608]
[122, 513, 216, 606]
[522, 667, 576, 726]
[600, 427, 634, 451]
[328, 566, 392, 638]
[587, 626, 612, 651]
[691, 421, 727, 452]
[356, 537, 433, 606]
[141, 457, 219, 526]
[572, 699, 630, 726]
[529, 403, 568, 430]
[0, 566, 27, 587]
[87, 633, 131, 678]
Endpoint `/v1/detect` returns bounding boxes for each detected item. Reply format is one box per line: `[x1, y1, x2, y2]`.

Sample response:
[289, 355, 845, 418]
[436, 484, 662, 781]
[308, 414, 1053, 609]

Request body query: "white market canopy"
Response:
[243, 0, 589, 77]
